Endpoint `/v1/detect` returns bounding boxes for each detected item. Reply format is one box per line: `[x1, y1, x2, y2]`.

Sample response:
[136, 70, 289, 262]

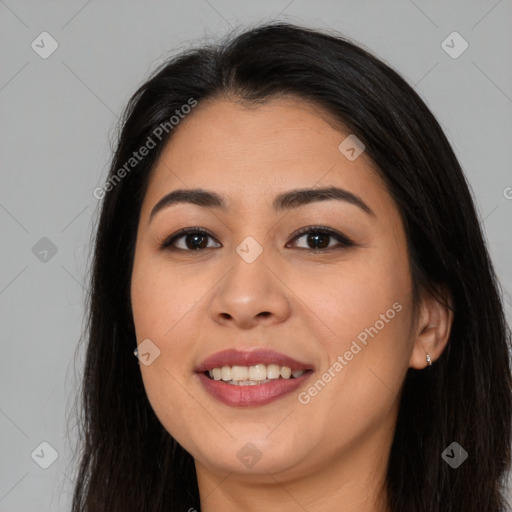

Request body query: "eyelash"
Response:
[159, 225, 355, 253]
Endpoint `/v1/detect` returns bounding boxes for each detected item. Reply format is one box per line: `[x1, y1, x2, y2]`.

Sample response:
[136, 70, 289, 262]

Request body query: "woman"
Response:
[72, 22, 512, 511]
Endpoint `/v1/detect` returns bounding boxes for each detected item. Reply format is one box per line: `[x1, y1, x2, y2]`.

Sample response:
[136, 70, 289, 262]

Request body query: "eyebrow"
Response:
[149, 186, 375, 222]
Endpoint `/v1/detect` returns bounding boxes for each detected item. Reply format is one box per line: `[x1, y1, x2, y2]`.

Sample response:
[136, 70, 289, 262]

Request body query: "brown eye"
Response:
[160, 228, 221, 251]
[288, 226, 354, 251]
[160, 225, 354, 253]
[297, 232, 331, 249]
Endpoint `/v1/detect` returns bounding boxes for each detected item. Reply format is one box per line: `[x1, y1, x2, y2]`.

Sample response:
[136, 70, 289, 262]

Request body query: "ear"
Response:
[409, 286, 454, 369]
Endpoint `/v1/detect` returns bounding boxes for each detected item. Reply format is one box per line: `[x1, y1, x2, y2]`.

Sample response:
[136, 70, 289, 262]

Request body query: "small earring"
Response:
[426, 353, 432, 367]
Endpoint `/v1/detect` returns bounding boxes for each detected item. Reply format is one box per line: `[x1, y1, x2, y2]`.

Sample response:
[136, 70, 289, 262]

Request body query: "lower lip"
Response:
[196, 372, 313, 407]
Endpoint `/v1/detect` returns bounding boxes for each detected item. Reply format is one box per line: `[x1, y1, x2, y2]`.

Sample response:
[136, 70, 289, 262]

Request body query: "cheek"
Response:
[131, 253, 204, 342]
[312, 255, 410, 337]
[302, 248, 413, 396]
[293, 262, 413, 449]
[131, 257, 207, 442]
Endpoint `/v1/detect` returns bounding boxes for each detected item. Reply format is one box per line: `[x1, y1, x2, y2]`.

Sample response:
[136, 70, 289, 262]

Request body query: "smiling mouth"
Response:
[204, 363, 311, 386]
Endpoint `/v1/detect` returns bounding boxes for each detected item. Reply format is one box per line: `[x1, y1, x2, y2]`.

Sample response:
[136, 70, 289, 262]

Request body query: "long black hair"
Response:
[71, 22, 512, 511]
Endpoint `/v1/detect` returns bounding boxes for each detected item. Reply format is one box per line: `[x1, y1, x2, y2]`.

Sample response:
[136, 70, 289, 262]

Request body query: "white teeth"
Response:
[229, 379, 271, 386]
[231, 365, 249, 381]
[206, 363, 308, 383]
[221, 366, 232, 381]
[266, 364, 281, 379]
[280, 366, 292, 379]
[248, 364, 266, 381]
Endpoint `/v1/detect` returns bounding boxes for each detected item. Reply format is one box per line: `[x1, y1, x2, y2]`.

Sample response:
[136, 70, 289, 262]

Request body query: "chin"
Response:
[190, 431, 314, 478]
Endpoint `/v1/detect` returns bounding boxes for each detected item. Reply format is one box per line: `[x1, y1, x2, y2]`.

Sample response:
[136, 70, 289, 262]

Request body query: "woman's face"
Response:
[130, 96, 422, 482]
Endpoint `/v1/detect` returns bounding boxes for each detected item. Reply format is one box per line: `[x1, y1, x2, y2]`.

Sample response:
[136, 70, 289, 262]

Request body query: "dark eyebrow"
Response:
[273, 186, 375, 216]
[149, 186, 375, 222]
[149, 189, 225, 223]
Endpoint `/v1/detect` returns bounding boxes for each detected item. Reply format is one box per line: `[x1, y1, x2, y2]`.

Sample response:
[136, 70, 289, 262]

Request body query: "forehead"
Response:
[142, 96, 392, 217]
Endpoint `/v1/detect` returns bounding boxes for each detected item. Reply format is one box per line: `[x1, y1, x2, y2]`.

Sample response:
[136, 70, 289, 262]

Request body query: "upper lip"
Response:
[195, 348, 314, 373]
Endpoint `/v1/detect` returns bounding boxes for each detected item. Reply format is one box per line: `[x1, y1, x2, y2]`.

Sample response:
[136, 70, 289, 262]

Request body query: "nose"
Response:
[209, 250, 292, 330]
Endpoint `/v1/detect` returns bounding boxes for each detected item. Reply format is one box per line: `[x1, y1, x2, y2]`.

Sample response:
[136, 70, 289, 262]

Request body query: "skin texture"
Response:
[130, 96, 453, 512]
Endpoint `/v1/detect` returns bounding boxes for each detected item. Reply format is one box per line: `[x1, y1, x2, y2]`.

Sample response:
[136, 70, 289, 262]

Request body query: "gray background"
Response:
[1, 1, 511, 510]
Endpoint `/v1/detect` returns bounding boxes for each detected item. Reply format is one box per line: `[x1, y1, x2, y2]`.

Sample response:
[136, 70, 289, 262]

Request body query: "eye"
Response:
[159, 227, 221, 251]
[159, 225, 355, 252]
[287, 225, 355, 251]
